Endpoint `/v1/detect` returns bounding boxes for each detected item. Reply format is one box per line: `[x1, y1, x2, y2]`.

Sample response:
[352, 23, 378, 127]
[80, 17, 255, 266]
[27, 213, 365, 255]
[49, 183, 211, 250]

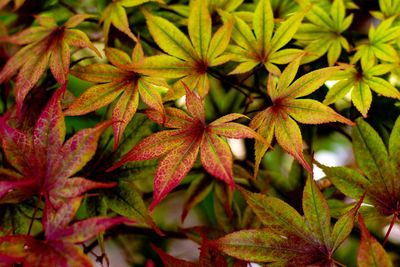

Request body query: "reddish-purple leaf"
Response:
[0, 15, 99, 113]
[183, 83, 205, 123]
[49, 121, 111, 183]
[108, 129, 189, 171]
[200, 134, 234, 188]
[110, 83, 261, 209]
[150, 244, 197, 267]
[112, 83, 139, 149]
[57, 216, 129, 243]
[150, 134, 202, 210]
[357, 214, 393, 267]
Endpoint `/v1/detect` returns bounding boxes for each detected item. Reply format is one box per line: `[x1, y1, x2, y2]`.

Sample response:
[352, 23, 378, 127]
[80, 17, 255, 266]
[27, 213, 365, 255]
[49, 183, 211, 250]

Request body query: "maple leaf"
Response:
[221, 0, 305, 75]
[210, 0, 244, 13]
[319, 117, 400, 244]
[0, 197, 129, 267]
[294, 0, 353, 66]
[370, 0, 400, 20]
[352, 17, 400, 70]
[305, 0, 359, 10]
[100, 0, 164, 43]
[0, 90, 114, 208]
[357, 214, 393, 267]
[210, 178, 364, 266]
[0, 14, 100, 113]
[108, 84, 263, 210]
[249, 55, 354, 176]
[150, 244, 197, 267]
[136, 0, 233, 98]
[65, 41, 168, 148]
[324, 64, 400, 117]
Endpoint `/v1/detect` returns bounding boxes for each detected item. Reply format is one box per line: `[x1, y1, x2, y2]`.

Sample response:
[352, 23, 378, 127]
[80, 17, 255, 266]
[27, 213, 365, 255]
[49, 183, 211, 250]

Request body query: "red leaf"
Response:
[183, 82, 205, 123]
[200, 134, 234, 188]
[150, 134, 202, 210]
[150, 244, 197, 267]
[0, 92, 113, 208]
[357, 214, 393, 267]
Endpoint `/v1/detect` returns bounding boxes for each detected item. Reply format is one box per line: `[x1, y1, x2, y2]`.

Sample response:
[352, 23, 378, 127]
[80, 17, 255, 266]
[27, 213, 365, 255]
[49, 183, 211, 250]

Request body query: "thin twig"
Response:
[27, 196, 41, 235]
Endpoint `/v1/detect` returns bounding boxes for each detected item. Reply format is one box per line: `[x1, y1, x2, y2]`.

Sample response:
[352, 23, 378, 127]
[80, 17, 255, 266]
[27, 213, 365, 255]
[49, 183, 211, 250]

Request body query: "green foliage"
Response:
[0, 0, 399, 266]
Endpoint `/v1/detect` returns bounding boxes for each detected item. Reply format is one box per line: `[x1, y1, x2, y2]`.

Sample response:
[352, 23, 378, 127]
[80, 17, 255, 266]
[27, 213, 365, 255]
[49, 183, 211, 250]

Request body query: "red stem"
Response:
[383, 212, 398, 246]
[27, 196, 42, 235]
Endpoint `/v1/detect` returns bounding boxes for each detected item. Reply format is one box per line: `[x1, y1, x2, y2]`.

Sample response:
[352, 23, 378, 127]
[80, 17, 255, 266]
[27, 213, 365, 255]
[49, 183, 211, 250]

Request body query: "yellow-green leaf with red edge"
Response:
[357, 214, 393, 267]
[222, 0, 304, 75]
[150, 244, 197, 267]
[100, 2, 137, 43]
[100, 0, 164, 43]
[109, 84, 263, 210]
[324, 66, 400, 118]
[250, 55, 353, 174]
[66, 42, 168, 148]
[0, 15, 100, 113]
[142, 1, 233, 98]
[189, 0, 211, 59]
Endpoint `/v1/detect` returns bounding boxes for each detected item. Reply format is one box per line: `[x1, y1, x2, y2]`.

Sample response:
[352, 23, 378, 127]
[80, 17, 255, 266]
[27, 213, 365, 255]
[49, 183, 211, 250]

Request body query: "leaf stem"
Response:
[27, 196, 41, 235]
[332, 259, 346, 267]
[383, 213, 398, 246]
[83, 225, 187, 254]
[207, 69, 251, 98]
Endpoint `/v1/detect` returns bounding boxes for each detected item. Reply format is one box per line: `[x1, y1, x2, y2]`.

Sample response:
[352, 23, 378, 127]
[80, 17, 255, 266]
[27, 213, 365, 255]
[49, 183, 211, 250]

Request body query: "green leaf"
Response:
[302, 176, 331, 247]
[317, 164, 370, 200]
[144, 11, 196, 61]
[188, 0, 211, 59]
[104, 180, 160, 234]
[253, 0, 273, 52]
[353, 118, 393, 194]
[270, 10, 304, 53]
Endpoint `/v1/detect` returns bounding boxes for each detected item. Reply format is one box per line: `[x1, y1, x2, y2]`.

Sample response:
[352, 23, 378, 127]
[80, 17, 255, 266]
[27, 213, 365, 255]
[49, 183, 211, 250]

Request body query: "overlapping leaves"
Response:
[324, 64, 400, 117]
[137, 0, 233, 98]
[320, 117, 400, 243]
[109, 84, 263, 210]
[0, 14, 100, 112]
[223, 0, 304, 75]
[295, 0, 353, 65]
[250, 56, 353, 176]
[100, 0, 164, 43]
[0, 90, 114, 208]
[66, 41, 168, 148]
[352, 17, 400, 70]
[0, 197, 128, 266]
[211, 178, 363, 266]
